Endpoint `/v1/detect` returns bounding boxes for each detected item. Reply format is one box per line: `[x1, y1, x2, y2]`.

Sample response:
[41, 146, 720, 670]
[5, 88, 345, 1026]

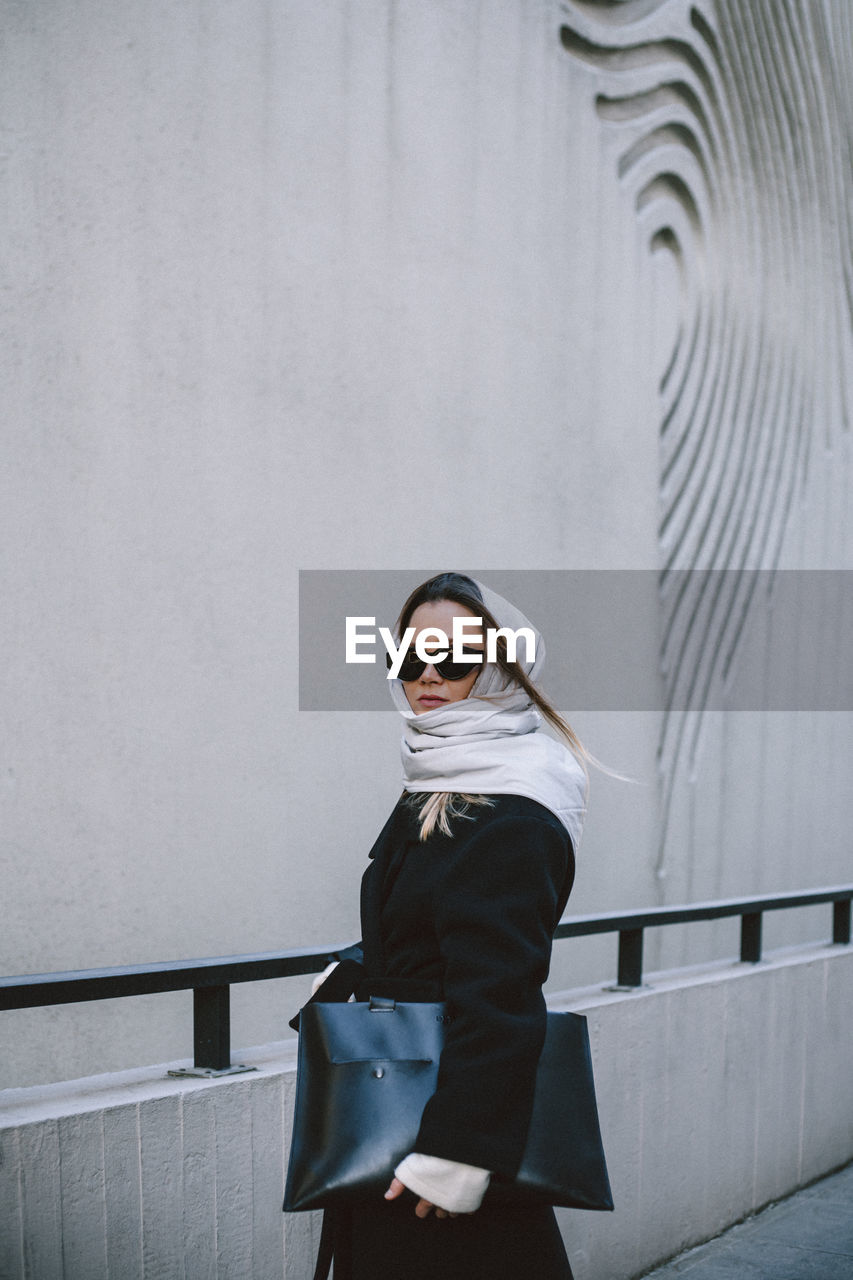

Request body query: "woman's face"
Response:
[402, 600, 483, 715]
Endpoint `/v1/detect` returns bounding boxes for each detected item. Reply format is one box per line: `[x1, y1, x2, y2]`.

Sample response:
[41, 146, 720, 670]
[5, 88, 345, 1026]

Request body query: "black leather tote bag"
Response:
[283, 996, 613, 1213]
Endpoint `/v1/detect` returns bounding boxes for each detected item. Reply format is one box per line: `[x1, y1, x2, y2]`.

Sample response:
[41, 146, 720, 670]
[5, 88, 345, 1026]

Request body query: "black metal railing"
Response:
[552, 886, 853, 988]
[2, 886, 851, 1075]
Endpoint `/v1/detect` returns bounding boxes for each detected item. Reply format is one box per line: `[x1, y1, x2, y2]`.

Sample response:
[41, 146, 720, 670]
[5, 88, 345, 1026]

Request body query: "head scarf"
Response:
[389, 580, 587, 851]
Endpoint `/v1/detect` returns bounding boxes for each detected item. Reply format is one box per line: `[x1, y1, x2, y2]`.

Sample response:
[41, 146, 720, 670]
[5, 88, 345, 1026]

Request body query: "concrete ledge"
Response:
[1, 943, 851, 1279]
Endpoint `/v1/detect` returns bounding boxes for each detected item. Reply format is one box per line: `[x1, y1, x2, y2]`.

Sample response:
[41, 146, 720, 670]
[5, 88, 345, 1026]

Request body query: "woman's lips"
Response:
[418, 694, 447, 705]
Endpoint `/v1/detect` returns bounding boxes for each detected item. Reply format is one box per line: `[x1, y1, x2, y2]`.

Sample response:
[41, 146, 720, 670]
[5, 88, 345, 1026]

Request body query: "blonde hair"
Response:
[405, 791, 495, 840]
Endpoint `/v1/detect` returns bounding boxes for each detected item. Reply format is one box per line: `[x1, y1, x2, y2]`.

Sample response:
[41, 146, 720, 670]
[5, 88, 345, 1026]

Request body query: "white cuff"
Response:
[310, 961, 339, 996]
[394, 1152, 491, 1213]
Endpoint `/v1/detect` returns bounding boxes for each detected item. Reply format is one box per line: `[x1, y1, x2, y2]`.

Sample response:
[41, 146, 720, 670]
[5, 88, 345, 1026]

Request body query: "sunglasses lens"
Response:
[385, 650, 482, 681]
[437, 659, 480, 681]
[385, 650, 426, 681]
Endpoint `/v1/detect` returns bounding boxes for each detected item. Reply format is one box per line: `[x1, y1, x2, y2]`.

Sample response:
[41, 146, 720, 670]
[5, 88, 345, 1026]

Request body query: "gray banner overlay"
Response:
[298, 570, 853, 712]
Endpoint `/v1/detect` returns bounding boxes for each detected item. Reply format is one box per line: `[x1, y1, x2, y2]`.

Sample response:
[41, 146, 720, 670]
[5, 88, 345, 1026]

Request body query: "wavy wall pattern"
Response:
[560, 0, 853, 887]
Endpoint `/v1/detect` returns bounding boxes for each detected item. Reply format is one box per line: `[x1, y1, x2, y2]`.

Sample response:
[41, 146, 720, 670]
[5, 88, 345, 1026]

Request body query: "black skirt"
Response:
[325, 1190, 573, 1280]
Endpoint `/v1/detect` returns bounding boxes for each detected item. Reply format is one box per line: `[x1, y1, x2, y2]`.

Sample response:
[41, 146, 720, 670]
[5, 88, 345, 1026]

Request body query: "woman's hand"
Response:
[384, 1177, 460, 1219]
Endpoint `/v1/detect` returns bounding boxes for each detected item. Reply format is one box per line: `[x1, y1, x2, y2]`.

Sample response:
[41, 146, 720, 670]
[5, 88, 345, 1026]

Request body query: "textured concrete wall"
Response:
[2, 945, 852, 1279]
[2, 0, 852, 1087]
[558, 0, 853, 969]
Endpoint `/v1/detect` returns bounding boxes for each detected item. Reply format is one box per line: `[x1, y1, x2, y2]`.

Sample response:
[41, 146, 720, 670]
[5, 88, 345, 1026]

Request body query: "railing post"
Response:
[617, 928, 644, 987]
[740, 912, 762, 963]
[833, 899, 851, 945]
[194, 985, 231, 1070]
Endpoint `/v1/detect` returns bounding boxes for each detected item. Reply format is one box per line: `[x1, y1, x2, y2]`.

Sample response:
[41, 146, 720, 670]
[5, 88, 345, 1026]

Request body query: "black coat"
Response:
[358, 792, 575, 1180]
[306, 792, 577, 1280]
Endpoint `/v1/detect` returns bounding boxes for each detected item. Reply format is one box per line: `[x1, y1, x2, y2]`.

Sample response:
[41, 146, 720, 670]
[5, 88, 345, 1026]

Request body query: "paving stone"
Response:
[754, 1198, 853, 1253]
[642, 1163, 853, 1280]
[797, 1164, 853, 1205]
[662, 1242, 853, 1280]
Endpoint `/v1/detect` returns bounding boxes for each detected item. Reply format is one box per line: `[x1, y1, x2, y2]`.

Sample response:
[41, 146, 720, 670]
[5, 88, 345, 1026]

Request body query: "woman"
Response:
[309, 572, 588, 1279]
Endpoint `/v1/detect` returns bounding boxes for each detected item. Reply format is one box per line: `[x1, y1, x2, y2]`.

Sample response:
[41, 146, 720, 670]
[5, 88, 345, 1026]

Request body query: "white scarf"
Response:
[389, 581, 587, 852]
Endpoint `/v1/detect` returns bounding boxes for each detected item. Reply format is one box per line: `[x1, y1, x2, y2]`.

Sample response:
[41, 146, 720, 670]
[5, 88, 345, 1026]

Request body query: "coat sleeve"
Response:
[413, 814, 572, 1177]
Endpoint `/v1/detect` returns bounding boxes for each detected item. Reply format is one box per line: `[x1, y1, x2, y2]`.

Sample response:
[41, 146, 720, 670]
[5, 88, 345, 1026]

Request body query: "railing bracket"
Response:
[167, 1063, 257, 1080]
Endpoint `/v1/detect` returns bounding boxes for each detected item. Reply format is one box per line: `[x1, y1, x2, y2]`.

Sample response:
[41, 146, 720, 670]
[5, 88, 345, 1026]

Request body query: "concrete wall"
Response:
[2, 944, 852, 1279]
[2, 0, 852, 1087]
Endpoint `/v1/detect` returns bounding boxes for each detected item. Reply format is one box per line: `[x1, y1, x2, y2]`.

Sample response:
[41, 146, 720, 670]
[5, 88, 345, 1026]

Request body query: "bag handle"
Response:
[368, 995, 396, 1012]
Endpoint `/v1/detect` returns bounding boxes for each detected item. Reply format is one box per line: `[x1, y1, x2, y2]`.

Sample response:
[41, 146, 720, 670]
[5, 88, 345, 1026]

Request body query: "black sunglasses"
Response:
[385, 648, 483, 682]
